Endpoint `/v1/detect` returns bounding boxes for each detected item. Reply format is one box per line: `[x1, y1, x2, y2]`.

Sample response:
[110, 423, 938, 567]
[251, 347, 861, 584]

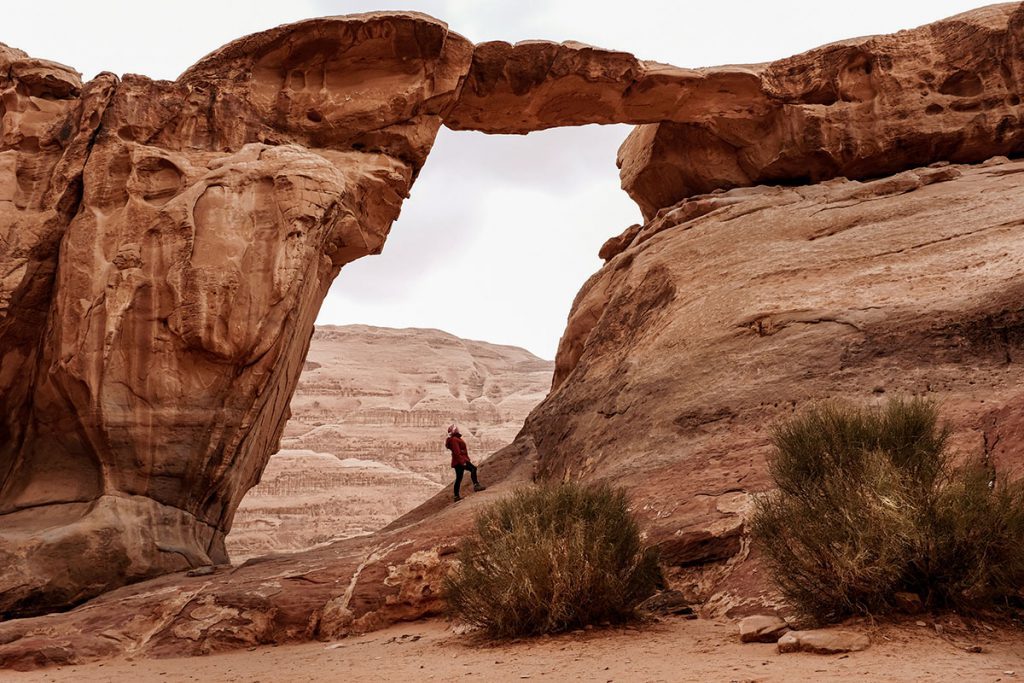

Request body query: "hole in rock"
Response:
[306, 109, 323, 123]
[226, 124, 642, 562]
[938, 70, 984, 97]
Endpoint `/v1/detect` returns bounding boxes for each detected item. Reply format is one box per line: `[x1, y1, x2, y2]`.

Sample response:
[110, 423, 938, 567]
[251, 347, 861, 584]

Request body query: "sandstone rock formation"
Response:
[227, 324, 552, 559]
[545, 157, 1024, 613]
[442, 41, 767, 134]
[3, 154, 1023, 668]
[0, 13, 477, 619]
[618, 4, 1024, 219]
[2, 3, 1024, 667]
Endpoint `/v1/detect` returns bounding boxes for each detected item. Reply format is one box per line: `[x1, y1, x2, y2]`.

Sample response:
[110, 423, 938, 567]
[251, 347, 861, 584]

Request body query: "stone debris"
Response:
[777, 630, 871, 655]
[739, 616, 790, 643]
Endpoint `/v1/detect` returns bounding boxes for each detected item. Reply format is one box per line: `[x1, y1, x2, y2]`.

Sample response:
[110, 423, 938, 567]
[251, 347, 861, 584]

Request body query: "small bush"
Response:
[444, 482, 661, 638]
[752, 397, 1024, 622]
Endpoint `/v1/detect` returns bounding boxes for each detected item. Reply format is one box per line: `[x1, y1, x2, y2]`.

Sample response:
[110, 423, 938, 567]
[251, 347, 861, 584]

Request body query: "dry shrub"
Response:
[443, 482, 661, 638]
[752, 397, 1024, 622]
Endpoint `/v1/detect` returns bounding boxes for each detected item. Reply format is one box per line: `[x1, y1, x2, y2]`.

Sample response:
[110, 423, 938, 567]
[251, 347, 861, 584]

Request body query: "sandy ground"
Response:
[8, 614, 1024, 682]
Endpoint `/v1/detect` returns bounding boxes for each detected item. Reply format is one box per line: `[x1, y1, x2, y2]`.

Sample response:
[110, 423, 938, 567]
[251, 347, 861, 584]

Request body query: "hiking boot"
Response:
[473, 483, 487, 492]
[453, 494, 462, 503]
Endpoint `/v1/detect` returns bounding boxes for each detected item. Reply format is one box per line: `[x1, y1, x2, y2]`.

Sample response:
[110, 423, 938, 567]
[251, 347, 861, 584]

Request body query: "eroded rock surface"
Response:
[2, 3, 1024, 667]
[0, 13, 474, 619]
[443, 41, 768, 134]
[3, 155, 1022, 669]
[619, 4, 1024, 219]
[542, 157, 1024, 615]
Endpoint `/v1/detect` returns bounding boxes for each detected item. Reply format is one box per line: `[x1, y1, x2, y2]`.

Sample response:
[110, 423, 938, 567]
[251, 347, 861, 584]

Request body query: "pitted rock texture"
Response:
[618, 3, 1024, 220]
[442, 41, 767, 134]
[3, 1, 1024, 654]
[227, 324, 552, 560]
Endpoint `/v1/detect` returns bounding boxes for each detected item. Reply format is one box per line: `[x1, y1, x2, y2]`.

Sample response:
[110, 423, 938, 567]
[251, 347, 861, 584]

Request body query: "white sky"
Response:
[4, 0, 996, 358]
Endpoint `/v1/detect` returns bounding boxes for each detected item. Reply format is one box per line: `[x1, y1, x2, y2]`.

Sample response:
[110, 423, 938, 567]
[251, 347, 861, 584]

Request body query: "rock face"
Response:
[2, 2, 1024, 664]
[618, 4, 1024, 220]
[540, 157, 1024, 614]
[227, 324, 552, 560]
[0, 13, 478, 619]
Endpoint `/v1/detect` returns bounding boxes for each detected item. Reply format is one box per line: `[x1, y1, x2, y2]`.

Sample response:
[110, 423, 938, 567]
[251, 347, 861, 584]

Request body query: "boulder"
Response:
[777, 629, 871, 655]
[638, 590, 695, 616]
[893, 592, 925, 615]
[739, 615, 790, 643]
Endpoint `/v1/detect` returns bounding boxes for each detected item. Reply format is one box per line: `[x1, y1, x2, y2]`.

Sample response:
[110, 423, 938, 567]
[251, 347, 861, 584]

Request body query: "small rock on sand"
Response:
[777, 629, 870, 655]
[892, 592, 923, 614]
[739, 615, 790, 643]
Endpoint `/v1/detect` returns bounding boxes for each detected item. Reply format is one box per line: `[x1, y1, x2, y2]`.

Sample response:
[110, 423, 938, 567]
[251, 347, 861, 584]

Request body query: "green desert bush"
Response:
[444, 482, 661, 638]
[752, 397, 1024, 622]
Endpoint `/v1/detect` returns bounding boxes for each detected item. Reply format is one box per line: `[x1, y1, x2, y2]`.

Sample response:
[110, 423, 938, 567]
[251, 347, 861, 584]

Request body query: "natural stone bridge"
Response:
[2, 5, 1024, 619]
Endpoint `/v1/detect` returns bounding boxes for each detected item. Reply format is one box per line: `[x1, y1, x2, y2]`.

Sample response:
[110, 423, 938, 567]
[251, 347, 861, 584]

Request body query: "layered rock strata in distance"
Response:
[226, 324, 553, 560]
[1, 2, 1024, 662]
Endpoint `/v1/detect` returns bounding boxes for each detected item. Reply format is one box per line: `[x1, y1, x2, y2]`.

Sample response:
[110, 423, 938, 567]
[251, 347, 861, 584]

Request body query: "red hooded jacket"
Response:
[445, 431, 471, 467]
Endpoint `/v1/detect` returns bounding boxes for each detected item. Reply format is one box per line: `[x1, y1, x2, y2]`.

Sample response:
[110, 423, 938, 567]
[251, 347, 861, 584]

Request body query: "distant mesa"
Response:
[227, 325, 552, 561]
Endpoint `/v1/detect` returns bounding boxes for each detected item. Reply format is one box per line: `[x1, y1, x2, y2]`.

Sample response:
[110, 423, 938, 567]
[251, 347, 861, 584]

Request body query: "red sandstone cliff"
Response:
[1, 4, 1024, 670]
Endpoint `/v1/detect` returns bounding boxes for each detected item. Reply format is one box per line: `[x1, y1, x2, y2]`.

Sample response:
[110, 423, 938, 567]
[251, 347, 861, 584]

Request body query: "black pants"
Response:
[453, 463, 479, 497]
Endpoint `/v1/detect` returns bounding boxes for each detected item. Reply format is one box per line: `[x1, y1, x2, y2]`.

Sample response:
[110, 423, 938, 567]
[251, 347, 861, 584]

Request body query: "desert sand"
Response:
[8, 615, 1023, 682]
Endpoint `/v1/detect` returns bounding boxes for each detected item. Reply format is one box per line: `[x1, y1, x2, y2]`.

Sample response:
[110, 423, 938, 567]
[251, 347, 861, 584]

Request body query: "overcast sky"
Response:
[5, 1, 994, 358]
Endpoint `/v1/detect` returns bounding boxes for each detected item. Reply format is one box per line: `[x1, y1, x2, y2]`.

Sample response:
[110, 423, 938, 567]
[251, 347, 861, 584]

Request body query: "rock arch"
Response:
[2, 4, 1024, 618]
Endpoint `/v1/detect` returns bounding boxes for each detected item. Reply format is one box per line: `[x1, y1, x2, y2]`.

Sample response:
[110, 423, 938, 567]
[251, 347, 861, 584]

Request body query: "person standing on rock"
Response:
[446, 424, 486, 502]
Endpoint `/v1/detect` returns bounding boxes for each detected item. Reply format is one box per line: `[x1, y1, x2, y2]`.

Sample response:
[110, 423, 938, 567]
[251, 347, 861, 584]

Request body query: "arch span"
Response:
[2, 4, 1024, 617]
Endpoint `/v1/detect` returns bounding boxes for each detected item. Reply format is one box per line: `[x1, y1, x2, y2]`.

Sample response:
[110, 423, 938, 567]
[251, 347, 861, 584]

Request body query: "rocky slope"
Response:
[2, 3, 1024, 670]
[4, 154, 1022, 670]
[226, 325, 552, 559]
